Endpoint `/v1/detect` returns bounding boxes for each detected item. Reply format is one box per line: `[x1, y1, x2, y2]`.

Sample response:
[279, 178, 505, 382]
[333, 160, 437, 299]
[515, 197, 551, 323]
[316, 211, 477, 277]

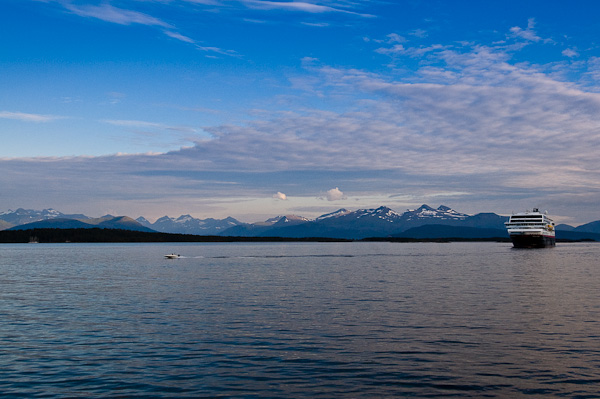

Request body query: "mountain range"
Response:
[136, 214, 242, 235]
[2, 205, 600, 240]
[2, 210, 156, 233]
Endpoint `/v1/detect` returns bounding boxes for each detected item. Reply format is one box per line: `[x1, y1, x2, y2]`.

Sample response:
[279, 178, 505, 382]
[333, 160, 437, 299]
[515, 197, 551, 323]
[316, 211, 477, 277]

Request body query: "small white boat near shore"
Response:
[164, 254, 181, 259]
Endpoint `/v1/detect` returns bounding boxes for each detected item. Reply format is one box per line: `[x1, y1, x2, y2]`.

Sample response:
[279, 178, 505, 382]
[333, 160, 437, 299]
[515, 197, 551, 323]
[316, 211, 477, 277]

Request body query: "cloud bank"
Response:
[3, 14, 600, 223]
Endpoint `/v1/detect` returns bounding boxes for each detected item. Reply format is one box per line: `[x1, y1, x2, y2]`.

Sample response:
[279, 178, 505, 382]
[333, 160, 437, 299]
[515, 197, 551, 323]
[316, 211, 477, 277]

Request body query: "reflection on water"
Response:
[1, 242, 599, 397]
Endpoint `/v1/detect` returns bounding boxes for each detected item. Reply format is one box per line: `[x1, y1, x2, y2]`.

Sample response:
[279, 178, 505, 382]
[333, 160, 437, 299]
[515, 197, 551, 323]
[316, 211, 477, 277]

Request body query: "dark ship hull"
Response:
[510, 234, 555, 248]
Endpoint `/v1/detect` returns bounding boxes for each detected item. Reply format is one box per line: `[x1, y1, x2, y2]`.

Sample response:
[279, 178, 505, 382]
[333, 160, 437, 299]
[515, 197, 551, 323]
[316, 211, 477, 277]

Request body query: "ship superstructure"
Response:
[505, 208, 556, 248]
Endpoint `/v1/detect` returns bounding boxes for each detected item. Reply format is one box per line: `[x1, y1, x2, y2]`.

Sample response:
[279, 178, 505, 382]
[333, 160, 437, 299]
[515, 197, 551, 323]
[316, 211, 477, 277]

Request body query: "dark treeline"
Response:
[0, 228, 593, 244]
[362, 236, 512, 243]
[0, 228, 352, 243]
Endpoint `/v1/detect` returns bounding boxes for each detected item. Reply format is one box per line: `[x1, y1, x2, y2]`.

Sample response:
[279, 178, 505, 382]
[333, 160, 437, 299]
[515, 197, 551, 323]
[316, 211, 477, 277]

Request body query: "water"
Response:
[1, 242, 599, 398]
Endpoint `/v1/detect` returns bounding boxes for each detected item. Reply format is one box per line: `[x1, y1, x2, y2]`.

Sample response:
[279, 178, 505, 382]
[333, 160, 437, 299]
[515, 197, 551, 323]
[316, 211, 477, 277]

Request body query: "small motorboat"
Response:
[164, 254, 181, 259]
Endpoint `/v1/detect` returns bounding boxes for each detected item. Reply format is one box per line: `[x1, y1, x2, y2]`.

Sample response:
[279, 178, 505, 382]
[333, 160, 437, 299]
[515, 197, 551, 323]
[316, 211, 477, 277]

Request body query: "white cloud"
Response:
[103, 119, 165, 129]
[0, 111, 63, 123]
[326, 187, 345, 201]
[509, 18, 542, 42]
[302, 22, 330, 27]
[402, 44, 446, 58]
[241, 0, 374, 17]
[58, 2, 210, 49]
[273, 192, 288, 200]
[375, 44, 405, 55]
[196, 46, 239, 57]
[386, 33, 406, 43]
[409, 28, 427, 38]
[183, 0, 223, 4]
[562, 48, 579, 58]
[50, 0, 369, 54]
[173, 42, 600, 197]
[63, 3, 171, 27]
[585, 57, 600, 82]
[164, 30, 195, 44]
[375, 33, 446, 57]
[103, 119, 198, 135]
[5, 19, 600, 223]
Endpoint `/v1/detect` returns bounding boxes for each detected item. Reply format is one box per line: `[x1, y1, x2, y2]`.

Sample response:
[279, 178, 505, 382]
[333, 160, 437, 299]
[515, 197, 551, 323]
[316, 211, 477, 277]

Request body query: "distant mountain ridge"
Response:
[136, 215, 243, 235]
[0, 208, 154, 232]
[2, 205, 600, 241]
[7, 216, 155, 232]
[0, 208, 90, 226]
[218, 205, 508, 239]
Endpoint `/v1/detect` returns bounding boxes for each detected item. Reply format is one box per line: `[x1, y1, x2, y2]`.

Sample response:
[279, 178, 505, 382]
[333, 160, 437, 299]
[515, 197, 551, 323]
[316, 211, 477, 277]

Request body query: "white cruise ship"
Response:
[505, 208, 556, 248]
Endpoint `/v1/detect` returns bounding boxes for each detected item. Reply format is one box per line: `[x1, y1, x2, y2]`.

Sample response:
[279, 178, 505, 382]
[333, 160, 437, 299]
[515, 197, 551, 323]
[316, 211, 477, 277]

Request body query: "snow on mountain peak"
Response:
[406, 204, 468, 220]
[38, 208, 61, 217]
[316, 209, 350, 221]
[142, 214, 243, 234]
[264, 215, 284, 224]
[264, 215, 310, 224]
[353, 206, 403, 223]
[175, 215, 194, 223]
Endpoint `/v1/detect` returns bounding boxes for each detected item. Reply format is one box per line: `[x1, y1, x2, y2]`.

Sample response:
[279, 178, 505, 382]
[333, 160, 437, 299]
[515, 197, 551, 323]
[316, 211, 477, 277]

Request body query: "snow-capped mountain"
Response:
[259, 215, 311, 226]
[217, 214, 312, 237]
[0, 208, 242, 235]
[353, 206, 404, 222]
[137, 215, 243, 235]
[298, 206, 407, 238]
[218, 204, 507, 239]
[7, 215, 154, 232]
[136, 216, 151, 226]
[0, 208, 90, 228]
[1, 205, 512, 239]
[402, 204, 469, 222]
[316, 209, 351, 221]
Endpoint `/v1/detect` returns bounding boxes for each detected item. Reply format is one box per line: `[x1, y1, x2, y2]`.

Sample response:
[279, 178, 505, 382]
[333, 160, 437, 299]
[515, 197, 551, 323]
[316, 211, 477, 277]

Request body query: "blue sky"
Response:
[2, 0, 600, 224]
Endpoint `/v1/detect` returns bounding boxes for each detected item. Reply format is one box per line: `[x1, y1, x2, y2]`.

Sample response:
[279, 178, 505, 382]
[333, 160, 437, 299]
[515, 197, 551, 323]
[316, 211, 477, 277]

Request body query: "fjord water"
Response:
[1, 242, 599, 398]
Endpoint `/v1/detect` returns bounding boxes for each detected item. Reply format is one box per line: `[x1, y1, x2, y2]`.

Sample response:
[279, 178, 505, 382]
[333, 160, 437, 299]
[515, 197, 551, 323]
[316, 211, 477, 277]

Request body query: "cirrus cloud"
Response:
[63, 3, 171, 27]
[0, 111, 64, 123]
[241, 0, 374, 17]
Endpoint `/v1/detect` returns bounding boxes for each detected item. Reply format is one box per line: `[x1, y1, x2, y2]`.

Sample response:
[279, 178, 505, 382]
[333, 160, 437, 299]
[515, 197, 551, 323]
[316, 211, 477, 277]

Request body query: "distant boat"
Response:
[505, 208, 556, 248]
[28, 236, 39, 244]
[164, 254, 180, 259]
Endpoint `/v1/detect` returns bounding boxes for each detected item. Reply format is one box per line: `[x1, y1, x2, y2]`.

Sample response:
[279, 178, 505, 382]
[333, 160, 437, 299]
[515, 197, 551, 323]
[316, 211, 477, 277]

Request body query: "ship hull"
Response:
[510, 234, 555, 248]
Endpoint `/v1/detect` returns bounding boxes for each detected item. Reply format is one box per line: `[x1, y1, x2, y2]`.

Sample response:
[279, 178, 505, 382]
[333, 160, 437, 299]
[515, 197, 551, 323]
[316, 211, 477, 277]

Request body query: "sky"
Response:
[2, 0, 600, 225]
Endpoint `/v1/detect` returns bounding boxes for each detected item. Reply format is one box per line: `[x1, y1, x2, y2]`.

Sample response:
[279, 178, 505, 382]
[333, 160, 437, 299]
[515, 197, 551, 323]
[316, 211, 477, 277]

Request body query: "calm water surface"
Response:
[1, 242, 599, 398]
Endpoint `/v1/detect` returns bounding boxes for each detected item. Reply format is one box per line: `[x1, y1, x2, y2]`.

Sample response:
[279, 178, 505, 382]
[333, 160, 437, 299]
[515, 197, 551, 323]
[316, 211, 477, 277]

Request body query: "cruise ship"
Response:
[505, 208, 556, 248]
